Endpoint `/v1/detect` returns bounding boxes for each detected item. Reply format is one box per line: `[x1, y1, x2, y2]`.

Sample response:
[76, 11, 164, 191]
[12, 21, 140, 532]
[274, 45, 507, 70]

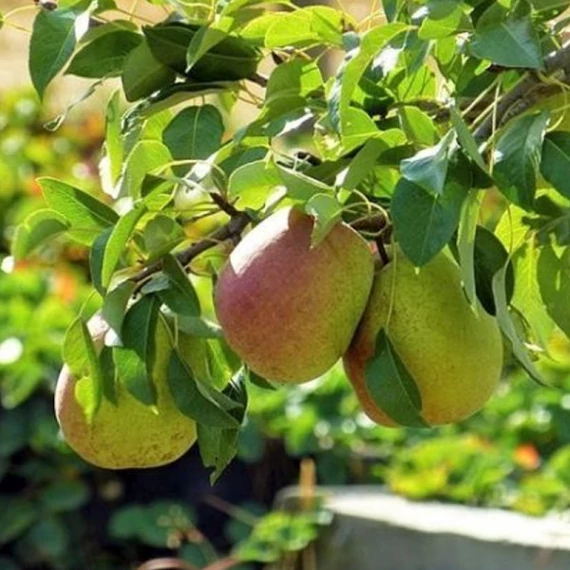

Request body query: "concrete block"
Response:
[278, 487, 570, 570]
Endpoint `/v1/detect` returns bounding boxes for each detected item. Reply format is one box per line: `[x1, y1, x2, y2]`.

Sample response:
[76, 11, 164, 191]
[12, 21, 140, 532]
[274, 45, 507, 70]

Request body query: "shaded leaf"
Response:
[39, 178, 118, 232]
[392, 178, 465, 266]
[67, 30, 142, 78]
[401, 130, 455, 196]
[305, 194, 342, 246]
[168, 351, 241, 428]
[163, 105, 224, 174]
[29, 9, 81, 98]
[537, 243, 570, 338]
[115, 295, 160, 405]
[493, 112, 549, 210]
[122, 40, 176, 102]
[540, 131, 570, 199]
[101, 204, 146, 288]
[11, 209, 70, 261]
[328, 22, 408, 133]
[159, 255, 201, 317]
[492, 265, 546, 385]
[469, 1, 544, 70]
[365, 329, 428, 427]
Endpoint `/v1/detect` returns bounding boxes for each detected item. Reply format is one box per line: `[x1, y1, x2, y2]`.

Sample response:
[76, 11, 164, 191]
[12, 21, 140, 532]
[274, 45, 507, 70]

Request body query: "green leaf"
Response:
[276, 165, 334, 201]
[120, 141, 172, 199]
[11, 209, 70, 260]
[102, 280, 136, 334]
[109, 505, 146, 539]
[25, 517, 69, 559]
[66, 30, 142, 78]
[39, 178, 119, 234]
[90, 228, 112, 294]
[449, 105, 488, 172]
[101, 204, 146, 288]
[63, 317, 104, 421]
[265, 58, 323, 105]
[163, 105, 225, 172]
[122, 40, 176, 102]
[365, 329, 428, 427]
[187, 30, 260, 82]
[115, 295, 160, 406]
[143, 24, 193, 74]
[493, 112, 549, 210]
[417, 0, 472, 40]
[0, 497, 35, 544]
[168, 351, 241, 428]
[100, 346, 118, 405]
[29, 9, 81, 98]
[492, 265, 546, 385]
[228, 160, 282, 209]
[537, 243, 570, 338]
[338, 134, 404, 191]
[472, 227, 514, 315]
[533, 0, 570, 11]
[328, 22, 409, 133]
[401, 130, 455, 196]
[40, 480, 90, 513]
[265, 6, 348, 49]
[159, 255, 201, 317]
[143, 215, 185, 259]
[177, 316, 223, 338]
[392, 178, 465, 266]
[198, 424, 240, 484]
[540, 131, 570, 200]
[104, 90, 124, 186]
[304, 194, 342, 247]
[398, 106, 438, 147]
[456, 190, 480, 307]
[469, 1, 544, 70]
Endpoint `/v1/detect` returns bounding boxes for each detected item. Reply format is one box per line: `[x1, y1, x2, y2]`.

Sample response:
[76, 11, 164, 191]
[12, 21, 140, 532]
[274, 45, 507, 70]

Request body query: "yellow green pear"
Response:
[344, 248, 503, 426]
[55, 314, 198, 469]
[215, 206, 375, 383]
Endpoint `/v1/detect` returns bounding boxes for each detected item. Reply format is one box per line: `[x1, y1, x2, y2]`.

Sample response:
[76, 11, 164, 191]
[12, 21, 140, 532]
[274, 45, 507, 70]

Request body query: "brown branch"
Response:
[249, 72, 269, 88]
[131, 212, 251, 285]
[136, 558, 198, 570]
[474, 41, 570, 143]
[350, 212, 387, 234]
[209, 192, 240, 217]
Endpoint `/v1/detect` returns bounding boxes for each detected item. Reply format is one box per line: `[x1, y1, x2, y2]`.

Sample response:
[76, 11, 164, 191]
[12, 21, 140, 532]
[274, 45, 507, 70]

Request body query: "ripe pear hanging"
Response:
[344, 248, 503, 426]
[215, 207, 375, 383]
[55, 314, 197, 469]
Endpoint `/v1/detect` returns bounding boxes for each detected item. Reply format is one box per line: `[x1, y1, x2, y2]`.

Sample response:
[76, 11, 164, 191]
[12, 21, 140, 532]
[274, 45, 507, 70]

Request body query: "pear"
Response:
[344, 248, 503, 426]
[215, 207, 374, 383]
[55, 314, 197, 469]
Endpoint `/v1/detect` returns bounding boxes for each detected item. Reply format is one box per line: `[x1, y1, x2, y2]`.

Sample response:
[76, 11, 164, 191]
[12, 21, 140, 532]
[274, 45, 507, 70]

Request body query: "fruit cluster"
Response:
[54, 206, 503, 470]
[215, 207, 503, 427]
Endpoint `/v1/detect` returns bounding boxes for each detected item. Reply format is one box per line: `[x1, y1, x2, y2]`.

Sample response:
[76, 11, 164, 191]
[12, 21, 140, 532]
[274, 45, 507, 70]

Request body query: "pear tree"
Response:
[6, 0, 570, 478]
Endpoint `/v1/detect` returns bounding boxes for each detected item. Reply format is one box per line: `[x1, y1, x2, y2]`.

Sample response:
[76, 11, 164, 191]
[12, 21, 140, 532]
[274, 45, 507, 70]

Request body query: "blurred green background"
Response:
[3, 87, 570, 570]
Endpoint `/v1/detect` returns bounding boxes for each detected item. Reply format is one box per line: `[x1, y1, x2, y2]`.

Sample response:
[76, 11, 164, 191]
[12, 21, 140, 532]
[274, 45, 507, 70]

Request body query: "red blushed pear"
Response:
[55, 314, 197, 469]
[344, 247, 503, 426]
[214, 207, 375, 383]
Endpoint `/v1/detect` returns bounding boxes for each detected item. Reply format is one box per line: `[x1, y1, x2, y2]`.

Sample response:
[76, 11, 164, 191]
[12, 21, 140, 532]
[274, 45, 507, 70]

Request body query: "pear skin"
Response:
[344, 248, 503, 426]
[215, 207, 374, 383]
[55, 315, 197, 469]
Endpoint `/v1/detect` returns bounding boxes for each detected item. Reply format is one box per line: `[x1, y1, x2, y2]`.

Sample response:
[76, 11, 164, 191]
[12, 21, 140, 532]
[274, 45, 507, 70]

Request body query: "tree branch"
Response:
[131, 212, 251, 285]
[474, 41, 570, 143]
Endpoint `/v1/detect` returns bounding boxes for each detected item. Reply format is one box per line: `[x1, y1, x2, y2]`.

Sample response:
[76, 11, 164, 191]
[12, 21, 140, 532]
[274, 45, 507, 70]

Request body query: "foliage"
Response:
[3, 0, 570, 556]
